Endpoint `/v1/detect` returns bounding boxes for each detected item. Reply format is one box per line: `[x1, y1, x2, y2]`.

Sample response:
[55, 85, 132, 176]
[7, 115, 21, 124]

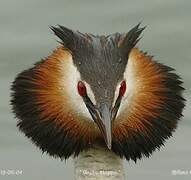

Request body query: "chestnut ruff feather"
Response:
[11, 25, 185, 162]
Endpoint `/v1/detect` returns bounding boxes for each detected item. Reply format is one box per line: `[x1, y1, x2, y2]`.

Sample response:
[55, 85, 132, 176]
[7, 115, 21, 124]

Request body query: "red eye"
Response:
[77, 81, 87, 97]
[119, 80, 126, 96]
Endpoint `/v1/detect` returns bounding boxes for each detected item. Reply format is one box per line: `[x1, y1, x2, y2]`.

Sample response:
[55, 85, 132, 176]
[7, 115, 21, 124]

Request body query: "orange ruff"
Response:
[113, 49, 169, 140]
[28, 47, 97, 143]
[11, 46, 184, 160]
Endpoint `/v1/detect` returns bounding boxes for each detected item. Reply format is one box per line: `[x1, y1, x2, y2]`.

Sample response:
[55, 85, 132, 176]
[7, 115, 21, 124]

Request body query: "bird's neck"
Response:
[74, 145, 125, 180]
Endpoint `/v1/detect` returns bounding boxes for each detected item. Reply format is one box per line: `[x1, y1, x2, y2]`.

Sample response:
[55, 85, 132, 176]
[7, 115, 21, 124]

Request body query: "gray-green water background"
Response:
[0, 0, 190, 179]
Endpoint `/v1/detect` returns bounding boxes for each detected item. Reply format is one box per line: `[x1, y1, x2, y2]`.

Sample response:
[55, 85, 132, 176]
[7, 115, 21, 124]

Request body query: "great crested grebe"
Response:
[11, 24, 185, 180]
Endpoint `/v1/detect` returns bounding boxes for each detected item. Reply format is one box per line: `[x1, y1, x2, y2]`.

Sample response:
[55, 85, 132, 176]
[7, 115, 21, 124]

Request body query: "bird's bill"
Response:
[84, 97, 112, 149]
[95, 104, 112, 149]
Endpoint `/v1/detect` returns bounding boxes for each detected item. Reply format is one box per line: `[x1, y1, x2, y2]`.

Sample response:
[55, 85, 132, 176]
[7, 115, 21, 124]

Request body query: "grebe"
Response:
[11, 24, 185, 180]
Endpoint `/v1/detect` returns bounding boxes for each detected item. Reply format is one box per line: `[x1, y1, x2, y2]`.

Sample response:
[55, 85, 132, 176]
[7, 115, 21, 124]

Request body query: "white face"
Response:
[63, 56, 96, 121]
[112, 56, 136, 119]
[62, 54, 136, 121]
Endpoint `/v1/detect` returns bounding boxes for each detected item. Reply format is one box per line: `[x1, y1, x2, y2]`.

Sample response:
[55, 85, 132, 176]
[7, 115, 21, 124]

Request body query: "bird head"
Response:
[11, 24, 185, 161]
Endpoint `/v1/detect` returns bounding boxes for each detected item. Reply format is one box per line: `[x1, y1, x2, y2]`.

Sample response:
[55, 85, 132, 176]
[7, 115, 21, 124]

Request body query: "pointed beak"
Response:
[95, 104, 112, 149]
[83, 97, 113, 149]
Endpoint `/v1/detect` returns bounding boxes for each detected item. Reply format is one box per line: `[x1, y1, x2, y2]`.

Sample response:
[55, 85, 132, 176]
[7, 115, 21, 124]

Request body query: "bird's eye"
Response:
[119, 80, 126, 96]
[77, 81, 87, 97]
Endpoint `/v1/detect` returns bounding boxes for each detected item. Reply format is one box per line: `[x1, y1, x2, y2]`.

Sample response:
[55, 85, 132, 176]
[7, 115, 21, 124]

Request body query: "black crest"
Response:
[118, 23, 145, 56]
[50, 23, 145, 57]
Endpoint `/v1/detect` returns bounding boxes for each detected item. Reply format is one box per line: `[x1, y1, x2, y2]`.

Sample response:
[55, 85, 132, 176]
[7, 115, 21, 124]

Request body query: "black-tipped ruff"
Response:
[10, 25, 185, 162]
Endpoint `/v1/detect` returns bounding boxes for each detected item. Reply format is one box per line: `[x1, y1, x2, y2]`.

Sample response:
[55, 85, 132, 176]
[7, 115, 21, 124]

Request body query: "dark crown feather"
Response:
[50, 25, 89, 53]
[119, 23, 145, 56]
[50, 23, 145, 57]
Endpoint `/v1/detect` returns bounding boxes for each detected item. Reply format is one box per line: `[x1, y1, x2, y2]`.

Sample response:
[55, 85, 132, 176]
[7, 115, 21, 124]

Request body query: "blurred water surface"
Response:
[0, 0, 190, 179]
